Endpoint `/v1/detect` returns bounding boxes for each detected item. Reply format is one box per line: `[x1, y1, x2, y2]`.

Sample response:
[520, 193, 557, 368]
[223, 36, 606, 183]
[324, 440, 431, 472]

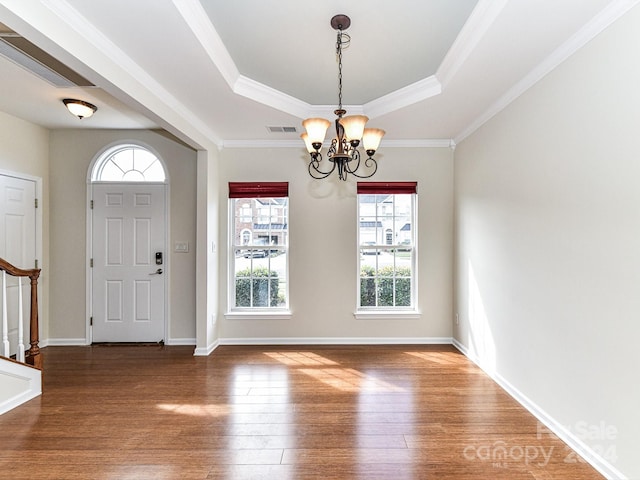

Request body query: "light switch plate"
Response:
[174, 241, 189, 253]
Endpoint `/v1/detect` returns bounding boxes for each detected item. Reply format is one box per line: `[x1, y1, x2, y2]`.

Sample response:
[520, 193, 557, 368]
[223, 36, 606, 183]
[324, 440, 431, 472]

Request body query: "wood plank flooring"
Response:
[0, 345, 604, 479]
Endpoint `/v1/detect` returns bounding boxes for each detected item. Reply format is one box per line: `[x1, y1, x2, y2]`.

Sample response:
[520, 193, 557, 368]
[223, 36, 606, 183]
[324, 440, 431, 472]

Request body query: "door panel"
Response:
[0, 174, 37, 356]
[0, 175, 36, 268]
[92, 184, 165, 342]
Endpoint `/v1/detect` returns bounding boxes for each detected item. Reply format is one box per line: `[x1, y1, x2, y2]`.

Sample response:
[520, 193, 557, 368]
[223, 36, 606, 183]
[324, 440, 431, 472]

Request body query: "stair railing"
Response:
[0, 257, 41, 369]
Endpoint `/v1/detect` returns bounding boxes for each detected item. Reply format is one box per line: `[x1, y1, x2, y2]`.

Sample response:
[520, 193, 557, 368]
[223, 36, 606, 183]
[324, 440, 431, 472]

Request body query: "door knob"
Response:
[149, 268, 163, 275]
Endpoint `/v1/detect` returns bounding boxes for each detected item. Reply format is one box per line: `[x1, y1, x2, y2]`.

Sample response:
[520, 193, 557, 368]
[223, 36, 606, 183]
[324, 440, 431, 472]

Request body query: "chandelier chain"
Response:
[336, 31, 343, 112]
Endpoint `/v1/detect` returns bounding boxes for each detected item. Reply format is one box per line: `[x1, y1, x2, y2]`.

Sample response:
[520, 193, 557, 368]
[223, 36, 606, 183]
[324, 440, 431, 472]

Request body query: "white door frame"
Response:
[85, 142, 170, 345]
[0, 168, 43, 344]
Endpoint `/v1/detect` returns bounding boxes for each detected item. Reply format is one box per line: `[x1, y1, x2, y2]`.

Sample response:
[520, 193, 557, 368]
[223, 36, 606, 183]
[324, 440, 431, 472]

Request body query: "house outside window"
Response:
[229, 182, 288, 310]
[357, 182, 417, 311]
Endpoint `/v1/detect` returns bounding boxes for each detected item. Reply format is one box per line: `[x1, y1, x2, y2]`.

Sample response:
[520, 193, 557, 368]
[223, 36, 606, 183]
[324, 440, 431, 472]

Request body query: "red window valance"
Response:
[228, 182, 289, 198]
[357, 182, 417, 195]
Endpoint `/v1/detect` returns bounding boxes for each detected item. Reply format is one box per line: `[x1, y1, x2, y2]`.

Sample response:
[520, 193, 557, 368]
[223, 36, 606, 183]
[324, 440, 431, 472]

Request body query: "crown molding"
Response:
[233, 75, 310, 118]
[364, 76, 442, 119]
[178, 0, 501, 121]
[436, 0, 508, 88]
[171, 0, 239, 88]
[454, 0, 640, 144]
[222, 138, 454, 149]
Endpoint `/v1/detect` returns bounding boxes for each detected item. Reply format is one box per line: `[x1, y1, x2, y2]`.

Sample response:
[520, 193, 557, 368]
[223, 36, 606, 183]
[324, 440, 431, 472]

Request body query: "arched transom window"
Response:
[92, 144, 166, 182]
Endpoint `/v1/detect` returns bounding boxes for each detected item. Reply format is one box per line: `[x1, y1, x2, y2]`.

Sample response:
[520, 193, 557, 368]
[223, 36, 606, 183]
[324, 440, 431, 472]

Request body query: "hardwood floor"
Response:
[0, 345, 604, 479]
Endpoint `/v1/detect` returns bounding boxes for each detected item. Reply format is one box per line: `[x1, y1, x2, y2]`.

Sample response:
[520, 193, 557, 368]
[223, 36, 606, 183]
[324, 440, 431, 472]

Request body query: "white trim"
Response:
[219, 337, 453, 346]
[193, 339, 219, 356]
[455, 0, 640, 144]
[364, 76, 441, 119]
[171, 0, 239, 89]
[0, 359, 41, 415]
[382, 139, 456, 149]
[221, 139, 455, 150]
[452, 339, 627, 480]
[165, 337, 196, 346]
[41, 338, 89, 346]
[436, 0, 508, 88]
[354, 311, 421, 320]
[234, 75, 312, 119]
[224, 311, 292, 321]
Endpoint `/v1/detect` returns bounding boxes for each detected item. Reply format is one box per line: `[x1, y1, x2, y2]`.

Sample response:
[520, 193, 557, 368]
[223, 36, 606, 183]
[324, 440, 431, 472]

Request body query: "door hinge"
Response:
[35, 198, 39, 208]
[90, 316, 93, 326]
[90, 200, 94, 209]
[35, 259, 38, 269]
[90, 258, 93, 268]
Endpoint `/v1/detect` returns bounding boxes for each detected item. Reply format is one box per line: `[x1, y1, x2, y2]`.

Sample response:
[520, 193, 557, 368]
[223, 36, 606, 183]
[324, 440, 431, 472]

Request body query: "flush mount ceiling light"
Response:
[301, 14, 385, 181]
[62, 98, 97, 119]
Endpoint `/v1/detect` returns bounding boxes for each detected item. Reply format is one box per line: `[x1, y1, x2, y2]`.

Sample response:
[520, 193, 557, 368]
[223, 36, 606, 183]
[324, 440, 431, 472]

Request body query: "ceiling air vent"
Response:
[0, 22, 94, 87]
[267, 126, 298, 133]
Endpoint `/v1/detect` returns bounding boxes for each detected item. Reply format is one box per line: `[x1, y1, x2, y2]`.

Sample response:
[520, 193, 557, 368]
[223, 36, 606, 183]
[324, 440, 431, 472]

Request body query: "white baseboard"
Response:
[41, 338, 89, 347]
[219, 336, 453, 346]
[193, 340, 219, 356]
[43, 338, 197, 347]
[452, 338, 626, 480]
[165, 338, 196, 346]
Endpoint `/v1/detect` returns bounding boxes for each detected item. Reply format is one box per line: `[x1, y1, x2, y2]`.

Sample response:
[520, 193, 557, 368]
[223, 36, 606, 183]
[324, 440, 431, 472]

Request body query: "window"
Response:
[357, 182, 417, 311]
[91, 144, 165, 182]
[229, 182, 288, 311]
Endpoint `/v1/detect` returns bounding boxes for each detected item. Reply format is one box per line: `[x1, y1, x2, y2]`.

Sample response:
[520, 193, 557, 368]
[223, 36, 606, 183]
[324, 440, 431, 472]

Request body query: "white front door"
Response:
[92, 184, 166, 343]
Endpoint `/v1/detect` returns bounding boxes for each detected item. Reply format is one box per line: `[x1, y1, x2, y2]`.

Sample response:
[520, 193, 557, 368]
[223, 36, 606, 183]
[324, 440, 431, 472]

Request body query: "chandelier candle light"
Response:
[301, 14, 385, 181]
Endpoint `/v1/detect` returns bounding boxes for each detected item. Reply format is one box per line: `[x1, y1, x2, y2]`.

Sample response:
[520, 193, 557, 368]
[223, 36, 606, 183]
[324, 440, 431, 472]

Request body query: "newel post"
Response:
[26, 270, 42, 369]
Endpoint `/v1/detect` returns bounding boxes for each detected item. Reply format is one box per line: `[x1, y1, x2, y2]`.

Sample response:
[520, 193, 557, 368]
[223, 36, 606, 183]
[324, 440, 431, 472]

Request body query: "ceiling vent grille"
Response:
[267, 126, 298, 133]
[0, 24, 94, 87]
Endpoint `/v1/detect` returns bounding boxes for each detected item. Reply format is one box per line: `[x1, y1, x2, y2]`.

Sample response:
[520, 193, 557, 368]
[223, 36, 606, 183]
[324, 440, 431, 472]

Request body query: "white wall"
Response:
[454, 6, 640, 478]
[49, 130, 198, 343]
[0, 111, 50, 340]
[219, 146, 454, 341]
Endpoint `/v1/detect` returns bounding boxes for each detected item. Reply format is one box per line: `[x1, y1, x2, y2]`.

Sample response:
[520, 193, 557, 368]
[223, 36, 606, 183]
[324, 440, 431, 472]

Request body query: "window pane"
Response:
[111, 148, 134, 173]
[133, 149, 157, 173]
[358, 190, 415, 309]
[93, 145, 166, 182]
[99, 160, 124, 181]
[231, 196, 288, 309]
[142, 160, 166, 181]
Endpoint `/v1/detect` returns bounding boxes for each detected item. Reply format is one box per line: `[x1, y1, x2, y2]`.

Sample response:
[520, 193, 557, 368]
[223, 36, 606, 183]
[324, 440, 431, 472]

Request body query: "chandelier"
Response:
[301, 14, 385, 181]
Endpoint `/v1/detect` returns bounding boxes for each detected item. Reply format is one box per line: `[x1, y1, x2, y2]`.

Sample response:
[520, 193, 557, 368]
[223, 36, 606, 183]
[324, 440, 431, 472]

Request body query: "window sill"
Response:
[354, 310, 421, 320]
[225, 310, 292, 321]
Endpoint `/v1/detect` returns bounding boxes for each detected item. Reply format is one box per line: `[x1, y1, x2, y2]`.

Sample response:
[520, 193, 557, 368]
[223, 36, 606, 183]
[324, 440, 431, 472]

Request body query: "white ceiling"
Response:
[0, 0, 635, 149]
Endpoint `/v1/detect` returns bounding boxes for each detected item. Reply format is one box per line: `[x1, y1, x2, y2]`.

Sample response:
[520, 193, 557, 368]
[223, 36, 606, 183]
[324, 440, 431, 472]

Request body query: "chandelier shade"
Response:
[302, 118, 331, 147]
[301, 15, 385, 181]
[362, 128, 386, 153]
[339, 115, 368, 143]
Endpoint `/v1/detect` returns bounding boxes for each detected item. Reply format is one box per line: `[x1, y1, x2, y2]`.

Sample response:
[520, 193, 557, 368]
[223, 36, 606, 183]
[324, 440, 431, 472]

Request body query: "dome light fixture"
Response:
[301, 14, 385, 181]
[62, 98, 97, 119]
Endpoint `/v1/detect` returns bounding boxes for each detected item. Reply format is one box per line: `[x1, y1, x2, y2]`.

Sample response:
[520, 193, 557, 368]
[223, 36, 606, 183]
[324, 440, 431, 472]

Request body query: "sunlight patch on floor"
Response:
[264, 351, 339, 366]
[156, 403, 231, 417]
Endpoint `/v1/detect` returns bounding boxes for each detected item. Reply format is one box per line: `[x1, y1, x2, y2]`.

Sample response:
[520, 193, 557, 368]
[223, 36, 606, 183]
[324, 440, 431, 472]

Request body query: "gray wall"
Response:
[49, 130, 197, 343]
[218, 146, 454, 341]
[0, 111, 50, 339]
[454, 6, 640, 478]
